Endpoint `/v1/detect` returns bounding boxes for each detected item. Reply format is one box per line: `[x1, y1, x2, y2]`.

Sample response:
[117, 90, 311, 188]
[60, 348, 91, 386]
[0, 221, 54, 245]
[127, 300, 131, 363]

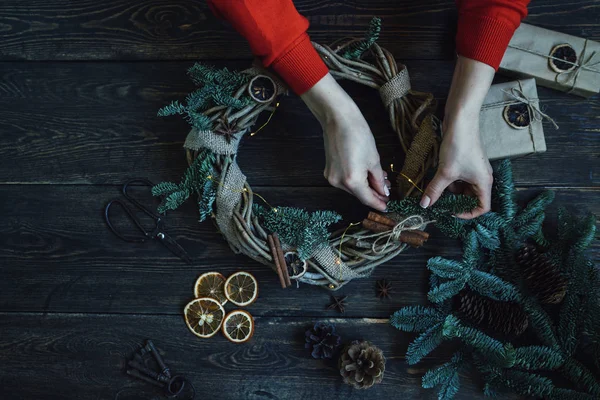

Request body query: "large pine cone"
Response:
[457, 291, 529, 336]
[305, 322, 341, 359]
[517, 245, 568, 304]
[339, 340, 385, 389]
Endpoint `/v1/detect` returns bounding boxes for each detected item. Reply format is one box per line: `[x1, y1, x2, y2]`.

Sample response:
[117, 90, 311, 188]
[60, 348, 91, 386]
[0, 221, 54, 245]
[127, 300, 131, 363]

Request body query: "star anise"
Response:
[376, 279, 393, 300]
[214, 118, 239, 144]
[327, 295, 348, 313]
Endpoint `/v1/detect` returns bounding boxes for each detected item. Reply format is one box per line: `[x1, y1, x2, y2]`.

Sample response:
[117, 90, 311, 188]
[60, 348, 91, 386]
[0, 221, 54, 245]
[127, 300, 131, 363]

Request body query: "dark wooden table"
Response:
[0, 1, 598, 399]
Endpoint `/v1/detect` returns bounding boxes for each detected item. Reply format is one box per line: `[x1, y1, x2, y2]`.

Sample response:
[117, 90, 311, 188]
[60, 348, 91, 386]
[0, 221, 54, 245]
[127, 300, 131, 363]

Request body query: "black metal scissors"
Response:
[105, 178, 192, 264]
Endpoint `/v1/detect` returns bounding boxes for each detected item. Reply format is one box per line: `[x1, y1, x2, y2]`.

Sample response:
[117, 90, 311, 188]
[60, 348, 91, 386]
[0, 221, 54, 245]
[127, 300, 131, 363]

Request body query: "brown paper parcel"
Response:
[499, 23, 600, 98]
[479, 79, 547, 160]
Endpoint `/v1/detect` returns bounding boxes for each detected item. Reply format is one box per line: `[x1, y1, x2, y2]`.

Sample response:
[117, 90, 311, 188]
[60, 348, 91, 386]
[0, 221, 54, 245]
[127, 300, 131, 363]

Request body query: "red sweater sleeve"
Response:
[207, 0, 329, 95]
[455, 0, 530, 70]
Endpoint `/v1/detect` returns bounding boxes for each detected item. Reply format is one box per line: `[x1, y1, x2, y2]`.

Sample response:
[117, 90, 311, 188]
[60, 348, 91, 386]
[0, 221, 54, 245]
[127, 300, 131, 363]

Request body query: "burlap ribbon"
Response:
[398, 114, 438, 196]
[312, 245, 361, 282]
[379, 68, 411, 107]
[184, 128, 247, 155]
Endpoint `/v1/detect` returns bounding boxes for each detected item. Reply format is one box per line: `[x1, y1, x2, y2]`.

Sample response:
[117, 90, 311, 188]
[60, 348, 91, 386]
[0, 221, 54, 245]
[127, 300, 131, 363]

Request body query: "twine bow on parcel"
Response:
[501, 87, 560, 130]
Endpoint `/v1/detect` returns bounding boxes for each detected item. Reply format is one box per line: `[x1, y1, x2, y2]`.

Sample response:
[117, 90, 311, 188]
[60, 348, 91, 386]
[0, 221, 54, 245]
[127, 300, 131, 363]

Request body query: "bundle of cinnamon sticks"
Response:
[362, 212, 429, 248]
[267, 233, 292, 288]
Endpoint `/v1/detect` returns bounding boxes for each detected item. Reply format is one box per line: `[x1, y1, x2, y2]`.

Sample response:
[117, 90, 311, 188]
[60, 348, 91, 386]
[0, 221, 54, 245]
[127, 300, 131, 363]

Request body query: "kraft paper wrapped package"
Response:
[479, 79, 552, 160]
[499, 23, 600, 98]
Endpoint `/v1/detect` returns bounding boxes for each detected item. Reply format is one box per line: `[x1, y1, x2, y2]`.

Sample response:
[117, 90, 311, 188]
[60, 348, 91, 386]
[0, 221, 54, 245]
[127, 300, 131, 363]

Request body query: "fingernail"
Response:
[420, 195, 431, 208]
[384, 185, 390, 196]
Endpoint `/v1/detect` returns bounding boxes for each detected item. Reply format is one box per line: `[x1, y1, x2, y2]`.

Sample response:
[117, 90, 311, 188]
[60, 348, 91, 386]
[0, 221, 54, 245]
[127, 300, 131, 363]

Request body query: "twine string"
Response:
[555, 41, 600, 91]
[359, 215, 431, 254]
[501, 87, 560, 130]
[507, 39, 600, 92]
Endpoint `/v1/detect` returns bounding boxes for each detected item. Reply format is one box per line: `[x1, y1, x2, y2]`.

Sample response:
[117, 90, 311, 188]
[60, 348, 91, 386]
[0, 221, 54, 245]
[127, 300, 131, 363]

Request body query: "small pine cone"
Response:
[305, 322, 342, 359]
[339, 340, 385, 389]
[517, 245, 568, 304]
[457, 291, 529, 337]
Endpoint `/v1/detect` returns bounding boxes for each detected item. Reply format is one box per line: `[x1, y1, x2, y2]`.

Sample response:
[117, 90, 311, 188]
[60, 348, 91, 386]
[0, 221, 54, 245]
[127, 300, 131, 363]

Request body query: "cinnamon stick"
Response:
[362, 218, 392, 233]
[399, 231, 428, 248]
[367, 211, 397, 228]
[267, 234, 287, 288]
[411, 230, 430, 241]
[272, 233, 291, 287]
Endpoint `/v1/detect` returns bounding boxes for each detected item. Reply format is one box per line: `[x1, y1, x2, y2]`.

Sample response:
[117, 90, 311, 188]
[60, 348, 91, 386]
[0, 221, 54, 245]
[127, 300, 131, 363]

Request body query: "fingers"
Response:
[352, 184, 388, 211]
[329, 173, 388, 211]
[368, 167, 390, 198]
[420, 169, 454, 208]
[455, 178, 493, 220]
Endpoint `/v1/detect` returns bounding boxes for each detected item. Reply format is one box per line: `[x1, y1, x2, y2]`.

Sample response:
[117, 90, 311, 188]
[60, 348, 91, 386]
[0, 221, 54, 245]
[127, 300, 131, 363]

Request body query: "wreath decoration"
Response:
[153, 19, 470, 290]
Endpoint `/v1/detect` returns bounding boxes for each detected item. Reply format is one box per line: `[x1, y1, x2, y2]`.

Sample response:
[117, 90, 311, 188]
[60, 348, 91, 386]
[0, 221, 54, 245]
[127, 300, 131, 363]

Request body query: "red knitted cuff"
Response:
[456, 13, 517, 70]
[271, 33, 329, 95]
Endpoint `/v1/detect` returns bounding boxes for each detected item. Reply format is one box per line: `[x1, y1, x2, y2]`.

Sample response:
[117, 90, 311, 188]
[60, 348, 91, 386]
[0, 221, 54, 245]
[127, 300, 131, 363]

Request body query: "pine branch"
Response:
[406, 322, 445, 365]
[491, 159, 517, 220]
[514, 190, 555, 229]
[523, 298, 559, 349]
[560, 358, 600, 398]
[442, 315, 515, 368]
[389, 306, 445, 333]
[428, 277, 468, 303]
[253, 205, 341, 260]
[341, 17, 382, 60]
[513, 346, 564, 371]
[422, 352, 463, 400]
[547, 388, 597, 400]
[151, 149, 218, 221]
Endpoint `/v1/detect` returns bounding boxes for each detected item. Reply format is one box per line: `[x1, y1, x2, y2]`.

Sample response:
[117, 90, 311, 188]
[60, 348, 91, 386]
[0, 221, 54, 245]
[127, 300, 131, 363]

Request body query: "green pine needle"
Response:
[406, 322, 445, 365]
[390, 306, 445, 333]
[341, 17, 382, 60]
[422, 352, 463, 400]
[252, 205, 341, 260]
[514, 346, 564, 371]
[152, 149, 217, 222]
[158, 62, 252, 131]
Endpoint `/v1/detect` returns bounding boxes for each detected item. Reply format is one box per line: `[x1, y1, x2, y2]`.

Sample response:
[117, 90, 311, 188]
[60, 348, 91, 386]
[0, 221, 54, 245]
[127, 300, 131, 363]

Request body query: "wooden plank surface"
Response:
[0, 61, 598, 187]
[1, 185, 597, 316]
[0, 0, 598, 61]
[0, 313, 485, 400]
[1, 1, 599, 399]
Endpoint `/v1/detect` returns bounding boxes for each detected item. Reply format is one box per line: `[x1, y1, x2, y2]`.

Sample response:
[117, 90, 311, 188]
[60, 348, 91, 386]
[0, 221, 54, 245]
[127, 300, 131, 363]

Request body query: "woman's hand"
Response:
[420, 56, 496, 219]
[301, 74, 389, 211]
[423, 116, 493, 219]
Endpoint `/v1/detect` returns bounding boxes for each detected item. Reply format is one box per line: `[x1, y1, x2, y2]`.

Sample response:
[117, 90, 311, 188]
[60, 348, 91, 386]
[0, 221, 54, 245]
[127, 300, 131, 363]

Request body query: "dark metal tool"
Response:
[104, 178, 193, 264]
[125, 340, 195, 399]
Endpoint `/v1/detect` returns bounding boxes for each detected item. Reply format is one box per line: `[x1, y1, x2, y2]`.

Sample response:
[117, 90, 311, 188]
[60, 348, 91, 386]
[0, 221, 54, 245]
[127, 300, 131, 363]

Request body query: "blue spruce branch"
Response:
[389, 306, 445, 333]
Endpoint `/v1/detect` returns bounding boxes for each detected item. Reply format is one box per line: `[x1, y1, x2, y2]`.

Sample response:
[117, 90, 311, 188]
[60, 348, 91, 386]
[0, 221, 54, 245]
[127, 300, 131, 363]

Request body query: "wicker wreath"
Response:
[155, 19, 439, 290]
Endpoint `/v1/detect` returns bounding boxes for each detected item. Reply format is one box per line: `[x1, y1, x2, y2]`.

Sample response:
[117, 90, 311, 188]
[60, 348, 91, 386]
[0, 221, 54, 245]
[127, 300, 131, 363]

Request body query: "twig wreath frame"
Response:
[154, 19, 445, 290]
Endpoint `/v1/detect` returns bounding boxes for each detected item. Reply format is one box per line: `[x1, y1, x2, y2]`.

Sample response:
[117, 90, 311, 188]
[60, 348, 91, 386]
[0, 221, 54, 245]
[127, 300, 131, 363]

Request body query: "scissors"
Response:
[105, 178, 193, 264]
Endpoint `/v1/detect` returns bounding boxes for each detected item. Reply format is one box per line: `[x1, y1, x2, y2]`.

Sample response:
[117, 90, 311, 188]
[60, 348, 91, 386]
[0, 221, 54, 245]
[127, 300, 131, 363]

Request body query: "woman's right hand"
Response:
[301, 74, 389, 211]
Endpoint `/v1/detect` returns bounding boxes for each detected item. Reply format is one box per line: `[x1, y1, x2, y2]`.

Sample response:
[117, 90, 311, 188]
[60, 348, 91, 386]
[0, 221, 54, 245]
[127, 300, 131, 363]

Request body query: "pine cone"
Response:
[339, 340, 385, 389]
[305, 322, 341, 359]
[517, 245, 568, 304]
[457, 291, 529, 337]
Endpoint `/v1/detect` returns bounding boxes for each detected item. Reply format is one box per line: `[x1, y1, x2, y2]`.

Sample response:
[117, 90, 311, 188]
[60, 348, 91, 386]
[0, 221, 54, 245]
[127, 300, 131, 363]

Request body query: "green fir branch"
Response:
[406, 322, 445, 365]
[422, 352, 463, 400]
[341, 17, 382, 60]
[442, 315, 515, 368]
[252, 205, 341, 260]
[389, 306, 445, 333]
[151, 149, 217, 222]
[513, 346, 565, 371]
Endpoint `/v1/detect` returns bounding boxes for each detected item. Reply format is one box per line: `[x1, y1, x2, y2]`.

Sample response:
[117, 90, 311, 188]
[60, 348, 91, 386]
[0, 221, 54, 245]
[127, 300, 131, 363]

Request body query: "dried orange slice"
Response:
[194, 272, 228, 305]
[183, 298, 225, 339]
[224, 271, 258, 307]
[222, 310, 255, 343]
